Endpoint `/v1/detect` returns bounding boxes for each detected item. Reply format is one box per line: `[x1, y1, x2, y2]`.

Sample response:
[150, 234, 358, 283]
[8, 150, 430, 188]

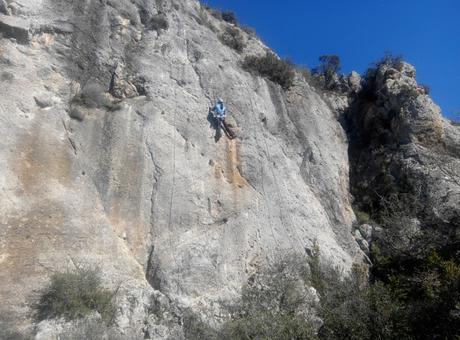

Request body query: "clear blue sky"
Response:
[204, 0, 460, 119]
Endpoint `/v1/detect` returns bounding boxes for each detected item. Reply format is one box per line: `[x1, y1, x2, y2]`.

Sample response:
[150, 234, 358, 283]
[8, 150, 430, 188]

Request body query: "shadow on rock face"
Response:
[207, 108, 222, 142]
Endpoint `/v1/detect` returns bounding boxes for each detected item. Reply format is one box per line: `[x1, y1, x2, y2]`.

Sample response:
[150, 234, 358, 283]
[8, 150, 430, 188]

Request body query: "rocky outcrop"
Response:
[109, 62, 140, 99]
[346, 59, 460, 240]
[0, 13, 29, 43]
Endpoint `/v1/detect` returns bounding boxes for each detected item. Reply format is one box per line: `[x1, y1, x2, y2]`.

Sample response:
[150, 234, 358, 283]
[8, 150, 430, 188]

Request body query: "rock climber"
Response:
[211, 98, 227, 138]
[210, 98, 236, 140]
[212, 98, 227, 125]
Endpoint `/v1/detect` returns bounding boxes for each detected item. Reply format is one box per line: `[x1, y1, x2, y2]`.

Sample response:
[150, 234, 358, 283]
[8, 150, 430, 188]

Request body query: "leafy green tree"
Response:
[312, 55, 341, 89]
[317, 55, 341, 76]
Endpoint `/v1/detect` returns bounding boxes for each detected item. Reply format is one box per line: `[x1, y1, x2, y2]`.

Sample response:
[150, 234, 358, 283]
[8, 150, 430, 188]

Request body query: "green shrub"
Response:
[0, 329, 29, 340]
[221, 11, 237, 25]
[183, 309, 219, 340]
[308, 246, 409, 340]
[355, 210, 371, 224]
[220, 255, 317, 339]
[408, 251, 460, 338]
[58, 317, 128, 340]
[307, 242, 327, 296]
[221, 313, 317, 340]
[373, 52, 404, 69]
[202, 5, 222, 20]
[202, 4, 237, 25]
[297, 65, 311, 80]
[216, 242, 459, 340]
[219, 26, 245, 53]
[34, 265, 116, 324]
[320, 268, 407, 339]
[194, 8, 217, 32]
[358, 53, 405, 100]
[241, 25, 256, 37]
[0, 319, 30, 340]
[298, 66, 328, 91]
[71, 82, 122, 111]
[71, 82, 107, 108]
[347, 188, 460, 339]
[315, 55, 341, 77]
[243, 52, 295, 89]
[1, 71, 14, 81]
[311, 55, 342, 90]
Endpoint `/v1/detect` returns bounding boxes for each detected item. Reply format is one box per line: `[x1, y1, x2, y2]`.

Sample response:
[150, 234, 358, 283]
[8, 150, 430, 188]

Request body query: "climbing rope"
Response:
[243, 94, 281, 254]
[164, 15, 190, 297]
[166, 65, 180, 295]
[246, 80, 306, 252]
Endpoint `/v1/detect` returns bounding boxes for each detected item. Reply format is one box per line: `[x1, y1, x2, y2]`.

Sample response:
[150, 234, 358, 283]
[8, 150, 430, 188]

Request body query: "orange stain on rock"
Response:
[211, 139, 248, 189]
[12, 125, 72, 194]
[225, 138, 248, 189]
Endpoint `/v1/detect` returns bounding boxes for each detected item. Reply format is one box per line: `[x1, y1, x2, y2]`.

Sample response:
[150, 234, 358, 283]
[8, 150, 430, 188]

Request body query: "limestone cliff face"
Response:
[0, 0, 459, 338]
[0, 0, 360, 335]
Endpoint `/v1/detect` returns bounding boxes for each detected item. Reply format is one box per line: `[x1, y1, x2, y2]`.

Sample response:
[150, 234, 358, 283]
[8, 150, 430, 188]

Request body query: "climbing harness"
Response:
[213, 112, 236, 140]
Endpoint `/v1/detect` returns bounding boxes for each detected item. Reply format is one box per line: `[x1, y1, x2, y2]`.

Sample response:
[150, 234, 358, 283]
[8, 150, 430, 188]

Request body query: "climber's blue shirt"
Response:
[213, 103, 226, 118]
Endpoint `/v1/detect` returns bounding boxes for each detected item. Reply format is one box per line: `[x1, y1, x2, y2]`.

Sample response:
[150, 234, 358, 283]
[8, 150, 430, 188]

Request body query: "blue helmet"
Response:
[217, 98, 224, 103]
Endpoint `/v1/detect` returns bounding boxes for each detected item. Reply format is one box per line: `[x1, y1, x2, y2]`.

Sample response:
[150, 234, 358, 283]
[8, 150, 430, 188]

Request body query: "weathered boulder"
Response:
[348, 71, 362, 93]
[0, 14, 29, 43]
[34, 95, 53, 108]
[358, 223, 373, 243]
[372, 61, 444, 146]
[354, 229, 370, 254]
[68, 107, 85, 121]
